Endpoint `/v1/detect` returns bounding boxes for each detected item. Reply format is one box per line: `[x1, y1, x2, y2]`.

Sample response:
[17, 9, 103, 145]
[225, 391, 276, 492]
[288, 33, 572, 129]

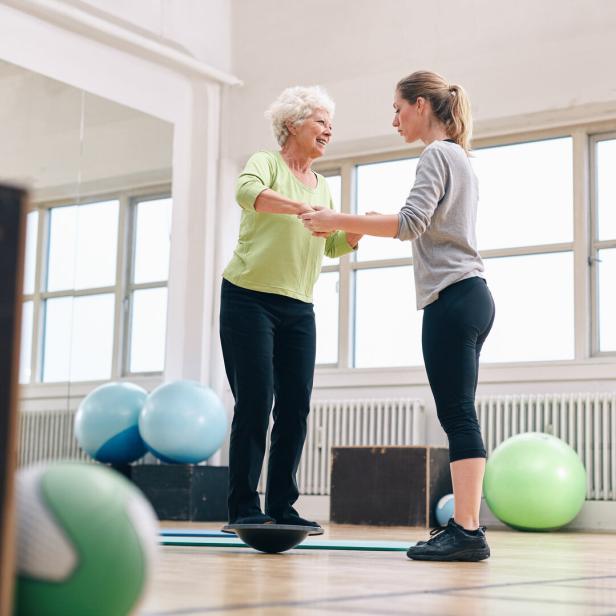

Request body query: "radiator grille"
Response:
[19, 393, 615, 502]
[17, 408, 159, 467]
[258, 398, 425, 496]
[19, 409, 88, 466]
[478, 393, 616, 500]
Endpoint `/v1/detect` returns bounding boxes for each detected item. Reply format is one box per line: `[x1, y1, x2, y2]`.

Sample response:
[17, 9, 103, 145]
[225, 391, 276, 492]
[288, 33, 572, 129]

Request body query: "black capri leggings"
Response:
[422, 276, 495, 462]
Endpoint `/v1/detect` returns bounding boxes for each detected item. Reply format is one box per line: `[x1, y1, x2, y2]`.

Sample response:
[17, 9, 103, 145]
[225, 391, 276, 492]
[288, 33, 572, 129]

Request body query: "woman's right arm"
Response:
[253, 189, 314, 215]
[236, 152, 313, 215]
[301, 209, 399, 237]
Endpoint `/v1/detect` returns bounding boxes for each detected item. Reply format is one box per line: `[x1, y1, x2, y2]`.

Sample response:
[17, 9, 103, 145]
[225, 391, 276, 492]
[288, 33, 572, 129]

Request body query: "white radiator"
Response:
[17, 408, 160, 467]
[477, 393, 616, 501]
[19, 394, 615, 502]
[258, 398, 425, 496]
[19, 409, 89, 466]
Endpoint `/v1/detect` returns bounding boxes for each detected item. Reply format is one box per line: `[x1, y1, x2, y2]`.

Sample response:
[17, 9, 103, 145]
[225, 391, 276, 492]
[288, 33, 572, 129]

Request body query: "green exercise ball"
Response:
[483, 432, 586, 531]
[15, 462, 158, 616]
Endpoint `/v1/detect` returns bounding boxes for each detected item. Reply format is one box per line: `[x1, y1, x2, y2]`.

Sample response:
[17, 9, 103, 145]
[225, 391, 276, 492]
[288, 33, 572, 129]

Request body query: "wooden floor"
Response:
[142, 522, 616, 616]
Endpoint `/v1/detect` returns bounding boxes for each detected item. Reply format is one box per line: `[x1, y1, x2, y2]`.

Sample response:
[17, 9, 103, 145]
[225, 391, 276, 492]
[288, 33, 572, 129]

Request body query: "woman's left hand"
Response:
[300, 208, 339, 233]
[346, 232, 362, 248]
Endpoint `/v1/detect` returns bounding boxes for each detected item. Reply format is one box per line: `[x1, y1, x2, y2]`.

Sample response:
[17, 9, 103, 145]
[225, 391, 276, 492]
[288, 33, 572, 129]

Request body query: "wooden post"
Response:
[0, 185, 27, 616]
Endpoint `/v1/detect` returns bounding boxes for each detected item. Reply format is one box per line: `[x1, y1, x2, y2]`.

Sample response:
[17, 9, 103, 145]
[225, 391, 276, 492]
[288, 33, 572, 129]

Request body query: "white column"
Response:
[165, 81, 222, 385]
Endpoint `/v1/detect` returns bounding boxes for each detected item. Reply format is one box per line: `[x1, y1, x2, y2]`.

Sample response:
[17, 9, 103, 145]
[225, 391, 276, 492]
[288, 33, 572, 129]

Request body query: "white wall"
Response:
[72, 0, 232, 72]
[0, 65, 172, 196]
[228, 0, 616, 159]
[217, 0, 616, 438]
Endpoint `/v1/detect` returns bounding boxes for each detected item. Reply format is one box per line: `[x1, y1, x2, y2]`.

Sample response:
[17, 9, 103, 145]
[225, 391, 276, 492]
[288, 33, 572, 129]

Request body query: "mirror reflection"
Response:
[0, 60, 173, 391]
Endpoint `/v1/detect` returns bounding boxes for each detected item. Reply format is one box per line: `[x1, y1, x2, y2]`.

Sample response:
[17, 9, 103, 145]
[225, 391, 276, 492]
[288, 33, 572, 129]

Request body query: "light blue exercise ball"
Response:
[138, 380, 228, 464]
[75, 382, 148, 464]
[435, 493, 455, 527]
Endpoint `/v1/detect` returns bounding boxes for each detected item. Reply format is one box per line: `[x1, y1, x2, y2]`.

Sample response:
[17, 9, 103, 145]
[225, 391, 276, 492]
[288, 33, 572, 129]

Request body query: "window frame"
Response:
[590, 131, 616, 357]
[312, 120, 616, 380]
[123, 191, 173, 376]
[20, 183, 171, 387]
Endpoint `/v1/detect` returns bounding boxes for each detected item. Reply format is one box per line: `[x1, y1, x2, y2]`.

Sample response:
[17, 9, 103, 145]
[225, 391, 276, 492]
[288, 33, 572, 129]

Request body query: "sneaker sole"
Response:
[407, 548, 490, 562]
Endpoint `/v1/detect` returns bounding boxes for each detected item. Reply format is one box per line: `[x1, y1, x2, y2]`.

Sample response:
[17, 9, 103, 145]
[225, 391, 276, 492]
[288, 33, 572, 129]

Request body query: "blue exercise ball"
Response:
[138, 380, 228, 464]
[435, 494, 455, 527]
[75, 382, 148, 464]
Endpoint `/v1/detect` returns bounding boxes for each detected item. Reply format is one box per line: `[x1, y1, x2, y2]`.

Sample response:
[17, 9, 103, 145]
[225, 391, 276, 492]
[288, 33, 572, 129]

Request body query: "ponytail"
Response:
[396, 71, 473, 154]
[444, 84, 472, 153]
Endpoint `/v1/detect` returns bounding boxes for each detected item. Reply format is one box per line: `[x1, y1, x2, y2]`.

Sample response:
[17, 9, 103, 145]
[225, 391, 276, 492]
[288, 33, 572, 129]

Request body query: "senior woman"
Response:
[220, 86, 361, 527]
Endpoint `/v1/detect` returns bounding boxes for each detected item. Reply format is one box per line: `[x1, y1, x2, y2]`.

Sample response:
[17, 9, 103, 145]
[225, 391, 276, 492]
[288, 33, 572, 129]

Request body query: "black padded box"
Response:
[330, 446, 451, 527]
[130, 464, 228, 521]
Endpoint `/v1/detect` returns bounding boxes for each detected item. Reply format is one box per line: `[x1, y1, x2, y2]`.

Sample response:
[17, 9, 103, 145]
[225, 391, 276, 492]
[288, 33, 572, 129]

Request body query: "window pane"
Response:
[480, 252, 574, 363]
[471, 137, 573, 250]
[597, 139, 616, 241]
[355, 158, 418, 262]
[598, 248, 616, 352]
[474, 138, 573, 250]
[43, 294, 114, 382]
[129, 288, 167, 373]
[313, 271, 338, 365]
[19, 301, 33, 384]
[23, 211, 38, 295]
[47, 200, 119, 292]
[354, 266, 423, 367]
[324, 175, 341, 212]
[133, 198, 172, 284]
[322, 176, 341, 266]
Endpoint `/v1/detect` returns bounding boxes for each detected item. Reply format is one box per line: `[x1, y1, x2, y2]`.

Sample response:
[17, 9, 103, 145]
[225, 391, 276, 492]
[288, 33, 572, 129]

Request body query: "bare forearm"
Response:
[254, 189, 310, 214]
[330, 213, 399, 237]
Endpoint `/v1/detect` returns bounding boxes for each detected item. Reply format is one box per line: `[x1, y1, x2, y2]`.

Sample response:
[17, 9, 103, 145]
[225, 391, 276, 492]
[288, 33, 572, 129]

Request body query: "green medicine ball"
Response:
[15, 462, 158, 616]
[483, 432, 587, 531]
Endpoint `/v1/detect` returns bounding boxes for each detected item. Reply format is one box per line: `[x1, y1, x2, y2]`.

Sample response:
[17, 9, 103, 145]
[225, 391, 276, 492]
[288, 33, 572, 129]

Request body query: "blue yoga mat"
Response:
[159, 533, 411, 551]
[160, 529, 228, 538]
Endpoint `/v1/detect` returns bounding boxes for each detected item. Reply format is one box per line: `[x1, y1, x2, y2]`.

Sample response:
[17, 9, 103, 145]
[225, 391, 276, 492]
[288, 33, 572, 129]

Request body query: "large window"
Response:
[312, 129, 612, 370]
[20, 189, 171, 384]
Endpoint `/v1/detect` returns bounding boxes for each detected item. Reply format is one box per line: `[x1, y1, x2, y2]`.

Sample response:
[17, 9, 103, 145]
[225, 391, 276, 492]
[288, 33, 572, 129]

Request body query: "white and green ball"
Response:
[15, 462, 158, 616]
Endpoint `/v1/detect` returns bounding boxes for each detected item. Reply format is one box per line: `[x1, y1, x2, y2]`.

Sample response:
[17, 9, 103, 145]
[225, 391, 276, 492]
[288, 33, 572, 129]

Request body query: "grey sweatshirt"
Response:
[396, 140, 485, 309]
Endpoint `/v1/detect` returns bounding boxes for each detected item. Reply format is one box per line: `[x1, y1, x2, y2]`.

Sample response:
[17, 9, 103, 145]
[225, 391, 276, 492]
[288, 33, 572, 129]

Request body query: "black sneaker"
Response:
[406, 518, 490, 562]
[231, 513, 275, 525]
[272, 513, 321, 528]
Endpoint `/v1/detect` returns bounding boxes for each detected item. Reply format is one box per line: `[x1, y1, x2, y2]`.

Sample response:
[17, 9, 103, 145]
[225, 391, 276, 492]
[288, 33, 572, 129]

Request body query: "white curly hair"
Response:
[265, 86, 335, 146]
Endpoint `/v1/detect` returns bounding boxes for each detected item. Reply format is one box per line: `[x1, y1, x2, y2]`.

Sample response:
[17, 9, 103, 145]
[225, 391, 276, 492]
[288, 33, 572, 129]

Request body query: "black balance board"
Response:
[222, 523, 324, 554]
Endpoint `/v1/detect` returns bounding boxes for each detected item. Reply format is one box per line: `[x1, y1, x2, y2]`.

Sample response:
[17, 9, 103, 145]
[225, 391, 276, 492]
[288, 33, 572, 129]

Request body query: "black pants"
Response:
[422, 276, 495, 462]
[219, 279, 316, 522]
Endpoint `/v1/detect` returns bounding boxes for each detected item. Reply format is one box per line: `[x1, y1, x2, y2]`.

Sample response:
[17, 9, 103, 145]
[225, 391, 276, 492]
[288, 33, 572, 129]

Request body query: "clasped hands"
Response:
[299, 207, 377, 248]
[298, 205, 337, 237]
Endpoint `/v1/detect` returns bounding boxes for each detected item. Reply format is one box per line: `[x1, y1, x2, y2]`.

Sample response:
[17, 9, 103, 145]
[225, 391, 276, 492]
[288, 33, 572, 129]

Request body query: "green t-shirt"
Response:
[223, 150, 354, 302]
